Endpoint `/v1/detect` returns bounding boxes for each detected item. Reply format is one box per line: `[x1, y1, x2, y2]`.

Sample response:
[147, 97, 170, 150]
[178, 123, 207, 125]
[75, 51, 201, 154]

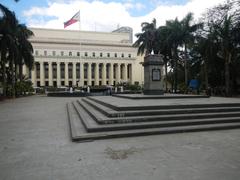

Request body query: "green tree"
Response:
[181, 13, 202, 86]
[202, 0, 240, 96]
[165, 17, 183, 92]
[0, 3, 34, 97]
[0, 4, 18, 96]
[133, 18, 158, 56]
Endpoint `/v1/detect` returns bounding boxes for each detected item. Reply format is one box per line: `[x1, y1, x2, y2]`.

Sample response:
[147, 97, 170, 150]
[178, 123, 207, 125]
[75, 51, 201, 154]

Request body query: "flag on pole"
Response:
[64, 11, 80, 28]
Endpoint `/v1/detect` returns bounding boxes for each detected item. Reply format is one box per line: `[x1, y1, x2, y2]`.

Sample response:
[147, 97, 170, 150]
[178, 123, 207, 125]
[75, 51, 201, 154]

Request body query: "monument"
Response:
[142, 54, 164, 95]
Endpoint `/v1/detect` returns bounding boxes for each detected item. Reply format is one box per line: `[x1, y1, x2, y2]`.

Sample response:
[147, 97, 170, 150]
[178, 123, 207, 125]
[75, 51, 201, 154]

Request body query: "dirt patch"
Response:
[104, 147, 138, 160]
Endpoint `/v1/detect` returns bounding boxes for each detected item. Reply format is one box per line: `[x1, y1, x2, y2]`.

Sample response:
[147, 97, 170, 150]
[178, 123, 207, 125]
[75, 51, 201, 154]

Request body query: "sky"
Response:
[1, 0, 226, 39]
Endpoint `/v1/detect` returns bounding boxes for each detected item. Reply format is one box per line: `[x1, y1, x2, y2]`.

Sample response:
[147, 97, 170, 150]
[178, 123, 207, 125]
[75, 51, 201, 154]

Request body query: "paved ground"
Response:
[0, 95, 240, 180]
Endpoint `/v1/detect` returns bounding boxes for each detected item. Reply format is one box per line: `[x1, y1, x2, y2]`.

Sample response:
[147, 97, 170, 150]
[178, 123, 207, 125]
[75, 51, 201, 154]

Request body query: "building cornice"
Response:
[30, 38, 133, 48]
[34, 55, 136, 61]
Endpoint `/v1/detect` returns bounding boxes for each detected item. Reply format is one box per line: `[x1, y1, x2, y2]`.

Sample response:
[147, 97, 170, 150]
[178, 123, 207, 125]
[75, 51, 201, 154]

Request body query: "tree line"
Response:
[0, 3, 34, 97]
[133, 0, 240, 96]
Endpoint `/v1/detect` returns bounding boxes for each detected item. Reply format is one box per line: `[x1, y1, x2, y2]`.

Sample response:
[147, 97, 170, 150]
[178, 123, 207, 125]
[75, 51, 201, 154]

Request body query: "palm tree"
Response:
[15, 24, 34, 82]
[0, 3, 34, 97]
[216, 15, 238, 96]
[156, 25, 172, 91]
[181, 13, 202, 86]
[165, 18, 183, 93]
[133, 18, 158, 56]
[0, 4, 18, 96]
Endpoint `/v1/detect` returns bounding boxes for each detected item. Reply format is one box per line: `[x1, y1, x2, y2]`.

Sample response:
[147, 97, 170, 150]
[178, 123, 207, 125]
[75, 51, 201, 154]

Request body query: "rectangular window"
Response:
[44, 50, 47, 56]
[85, 52, 88, 57]
[128, 54, 131, 58]
[35, 50, 38, 56]
[69, 52, 72, 56]
[107, 53, 110, 57]
[114, 53, 117, 57]
[92, 52, 95, 57]
[121, 53, 124, 58]
[77, 52, 80, 56]
[61, 51, 64, 56]
[52, 51, 56, 56]
[100, 52, 103, 57]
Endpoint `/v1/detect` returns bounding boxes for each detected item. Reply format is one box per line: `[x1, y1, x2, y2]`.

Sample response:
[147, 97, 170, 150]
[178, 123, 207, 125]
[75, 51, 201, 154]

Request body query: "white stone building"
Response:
[23, 27, 144, 87]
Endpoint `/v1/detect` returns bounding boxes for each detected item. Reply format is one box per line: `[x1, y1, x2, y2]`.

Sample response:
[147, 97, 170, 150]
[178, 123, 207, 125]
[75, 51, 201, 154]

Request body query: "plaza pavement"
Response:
[0, 95, 240, 180]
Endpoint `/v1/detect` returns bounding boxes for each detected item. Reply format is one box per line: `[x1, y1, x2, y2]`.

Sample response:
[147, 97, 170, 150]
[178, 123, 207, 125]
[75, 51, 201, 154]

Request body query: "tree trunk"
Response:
[9, 60, 15, 98]
[225, 53, 231, 97]
[184, 44, 188, 87]
[1, 51, 7, 97]
[173, 47, 178, 93]
[165, 62, 168, 92]
[204, 59, 208, 90]
[19, 63, 23, 82]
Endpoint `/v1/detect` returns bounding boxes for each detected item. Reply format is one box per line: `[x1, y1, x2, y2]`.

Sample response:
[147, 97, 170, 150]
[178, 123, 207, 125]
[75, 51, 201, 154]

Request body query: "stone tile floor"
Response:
[0, 95, 240, 180]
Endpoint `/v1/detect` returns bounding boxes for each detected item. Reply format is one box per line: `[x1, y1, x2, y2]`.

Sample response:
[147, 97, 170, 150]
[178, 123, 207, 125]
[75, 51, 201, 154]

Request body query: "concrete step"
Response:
[83, 97, 240, 117]
[66, 103, 87, 141]
[78, 99, 240, 125]
[82, 98, 117, 117]
[73, 100, 240, 133]
[113, 94, 209, 99]
[69, 108, 240, 142]
[67, 98, 240, 142]
[87, 96, 240, 111]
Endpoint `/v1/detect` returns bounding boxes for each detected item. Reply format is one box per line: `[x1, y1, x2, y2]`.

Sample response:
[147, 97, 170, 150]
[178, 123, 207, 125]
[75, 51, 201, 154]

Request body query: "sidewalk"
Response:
[0, 95, 240, 180]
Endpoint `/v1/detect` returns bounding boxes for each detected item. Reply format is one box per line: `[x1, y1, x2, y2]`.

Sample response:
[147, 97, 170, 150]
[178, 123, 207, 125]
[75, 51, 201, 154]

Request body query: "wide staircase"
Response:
[67, 96, 240, 142]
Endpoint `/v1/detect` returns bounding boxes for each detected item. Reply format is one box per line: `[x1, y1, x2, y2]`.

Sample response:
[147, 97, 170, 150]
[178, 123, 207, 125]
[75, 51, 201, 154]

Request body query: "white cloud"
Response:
[123, 2, 145, 11]
[23, 0, 226, 41]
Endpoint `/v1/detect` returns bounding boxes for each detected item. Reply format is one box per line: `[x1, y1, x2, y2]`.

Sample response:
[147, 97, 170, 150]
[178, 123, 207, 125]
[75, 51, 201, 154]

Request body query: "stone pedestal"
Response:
[142, 54, 164, 95]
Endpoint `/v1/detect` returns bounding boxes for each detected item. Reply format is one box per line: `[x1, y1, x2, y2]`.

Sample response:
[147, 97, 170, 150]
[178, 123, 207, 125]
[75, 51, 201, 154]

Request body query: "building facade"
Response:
[23, 27, 144, 87]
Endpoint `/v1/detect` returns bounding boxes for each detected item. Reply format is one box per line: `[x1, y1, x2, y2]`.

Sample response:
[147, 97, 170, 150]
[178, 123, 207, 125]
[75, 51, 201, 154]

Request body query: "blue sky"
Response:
[1, 0, 224, 35]
[2, 0, 189, 24]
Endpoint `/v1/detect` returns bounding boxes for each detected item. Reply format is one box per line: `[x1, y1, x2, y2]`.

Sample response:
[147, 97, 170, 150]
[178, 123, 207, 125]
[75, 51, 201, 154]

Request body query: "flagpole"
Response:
[78, 10, 82, 87]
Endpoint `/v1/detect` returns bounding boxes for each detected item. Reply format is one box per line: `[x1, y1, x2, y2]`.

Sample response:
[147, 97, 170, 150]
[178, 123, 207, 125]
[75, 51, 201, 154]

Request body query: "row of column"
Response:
[29, 62, 132, 87]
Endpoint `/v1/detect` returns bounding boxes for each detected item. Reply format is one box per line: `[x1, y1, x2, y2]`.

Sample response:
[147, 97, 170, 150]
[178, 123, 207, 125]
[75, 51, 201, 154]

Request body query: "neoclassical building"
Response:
[23, 27, 144, 87]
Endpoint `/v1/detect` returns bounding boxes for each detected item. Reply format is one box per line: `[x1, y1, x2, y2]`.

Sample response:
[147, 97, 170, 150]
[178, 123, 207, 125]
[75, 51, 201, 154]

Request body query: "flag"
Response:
[64, 11, 80, 28]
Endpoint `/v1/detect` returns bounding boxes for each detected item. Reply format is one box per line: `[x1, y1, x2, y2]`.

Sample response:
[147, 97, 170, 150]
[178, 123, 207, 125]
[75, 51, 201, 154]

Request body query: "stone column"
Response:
[40, 61, 45, 86]
[143, 54, 164, 95]
[129, 64, 133, 84]
[65, 62, 69, 86]
[102, 63, 106, 85]
[94, 63, 99, 86]
[25, 66, 30, 78]
[22, 64, 27, 76]
[116, 63, 121, 84]
[48, 62, 53, 86]
[72, 62, 76, 86]
[109, 63, 113, 85]
[80, 62, 84, 87]
[123, 63, 128, 82]
[31, 63, 36, 87]
[87, 63, 92, 86]
[57, 62, 61, 87]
